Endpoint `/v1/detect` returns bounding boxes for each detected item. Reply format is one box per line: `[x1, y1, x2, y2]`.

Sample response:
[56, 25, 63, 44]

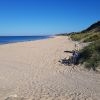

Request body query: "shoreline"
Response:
[0, 36, 52, 45]
[0, 36, 100, 100]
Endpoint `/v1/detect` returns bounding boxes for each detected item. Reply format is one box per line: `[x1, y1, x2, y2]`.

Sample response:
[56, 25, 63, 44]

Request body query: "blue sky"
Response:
[0, 0, 100, 36]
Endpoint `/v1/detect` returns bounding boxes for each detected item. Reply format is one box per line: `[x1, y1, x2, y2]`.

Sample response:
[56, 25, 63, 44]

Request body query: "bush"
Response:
[70, 32, 90, 41]
[83, 34, 100, 42]
[79, 39, 100, 70]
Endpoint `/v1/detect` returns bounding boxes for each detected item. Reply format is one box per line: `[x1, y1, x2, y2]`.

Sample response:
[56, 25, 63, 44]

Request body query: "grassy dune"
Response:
[69, 21, 100, 70]
[70, 32, 100, 42]
[58, 21, 100, 70]
[79, 39, 100, 70]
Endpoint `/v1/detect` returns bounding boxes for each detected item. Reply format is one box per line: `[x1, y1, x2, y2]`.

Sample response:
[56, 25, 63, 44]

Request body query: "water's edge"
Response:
[0, 36, 51, 45]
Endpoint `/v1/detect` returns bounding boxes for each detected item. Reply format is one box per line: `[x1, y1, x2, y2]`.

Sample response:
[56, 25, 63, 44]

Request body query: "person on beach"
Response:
[72, 50, 79, 64]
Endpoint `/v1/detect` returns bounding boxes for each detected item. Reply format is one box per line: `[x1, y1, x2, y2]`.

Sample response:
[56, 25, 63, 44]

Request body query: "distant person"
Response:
[72, 50, 79, 64]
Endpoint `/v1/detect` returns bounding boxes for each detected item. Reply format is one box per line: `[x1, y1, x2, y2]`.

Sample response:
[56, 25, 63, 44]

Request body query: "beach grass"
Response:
[67, 21, 100, 71]
[79, 39, 100, 70]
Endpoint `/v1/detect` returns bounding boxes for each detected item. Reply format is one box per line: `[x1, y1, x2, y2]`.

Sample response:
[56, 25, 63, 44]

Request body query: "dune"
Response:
[0, 36, 100, 100]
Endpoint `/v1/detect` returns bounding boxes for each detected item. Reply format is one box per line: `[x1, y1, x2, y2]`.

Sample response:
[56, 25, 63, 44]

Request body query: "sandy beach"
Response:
[0, 36, 100, 100]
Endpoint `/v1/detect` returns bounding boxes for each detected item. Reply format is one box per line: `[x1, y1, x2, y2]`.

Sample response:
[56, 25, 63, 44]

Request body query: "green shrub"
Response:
[84, 34, 100, 42]
[79, 39, 100, 70]
[70, 32, 90, 41]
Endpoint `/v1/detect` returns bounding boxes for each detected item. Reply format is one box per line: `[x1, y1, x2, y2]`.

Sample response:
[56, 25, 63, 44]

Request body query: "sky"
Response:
[0, 0, 100, 36]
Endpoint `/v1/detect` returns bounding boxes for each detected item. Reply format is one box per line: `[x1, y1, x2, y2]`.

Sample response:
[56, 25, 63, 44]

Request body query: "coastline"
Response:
[0, 36, 51, 45]
[0, 36, 100, 100]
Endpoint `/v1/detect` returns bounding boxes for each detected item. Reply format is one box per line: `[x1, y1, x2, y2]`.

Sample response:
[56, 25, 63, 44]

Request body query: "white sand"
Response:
[0, 36, 100, 100]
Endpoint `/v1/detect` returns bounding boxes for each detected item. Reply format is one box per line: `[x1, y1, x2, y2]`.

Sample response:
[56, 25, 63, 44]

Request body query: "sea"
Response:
[0, 36, 50, 44]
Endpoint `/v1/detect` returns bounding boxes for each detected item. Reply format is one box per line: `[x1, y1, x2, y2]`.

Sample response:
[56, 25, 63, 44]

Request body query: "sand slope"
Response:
[0, 36, 100, 100]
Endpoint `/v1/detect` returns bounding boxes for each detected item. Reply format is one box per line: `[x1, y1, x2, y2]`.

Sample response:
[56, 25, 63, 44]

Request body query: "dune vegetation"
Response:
[79, 39, 100, 70]
[70, 21, 100, 70]
[58, 21, 100, 70]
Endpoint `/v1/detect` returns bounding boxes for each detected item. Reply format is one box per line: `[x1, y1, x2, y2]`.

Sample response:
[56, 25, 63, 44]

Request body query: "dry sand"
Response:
[0, 36, 100, 100]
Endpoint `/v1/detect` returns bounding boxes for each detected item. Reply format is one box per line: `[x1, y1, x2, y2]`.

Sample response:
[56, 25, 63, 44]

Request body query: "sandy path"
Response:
[0, 36, 100, 100]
